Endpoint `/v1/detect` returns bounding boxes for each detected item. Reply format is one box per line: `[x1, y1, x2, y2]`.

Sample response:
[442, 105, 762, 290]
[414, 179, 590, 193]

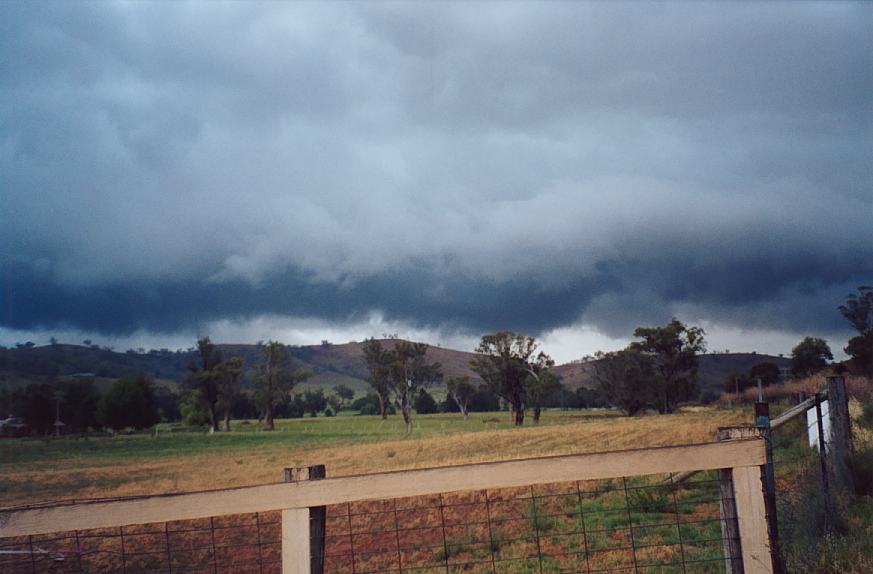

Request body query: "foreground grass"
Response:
[0, 408, 751, 507]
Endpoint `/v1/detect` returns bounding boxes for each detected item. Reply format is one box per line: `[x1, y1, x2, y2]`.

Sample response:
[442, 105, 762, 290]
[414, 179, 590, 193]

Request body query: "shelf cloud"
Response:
[2, 2, 871, 354]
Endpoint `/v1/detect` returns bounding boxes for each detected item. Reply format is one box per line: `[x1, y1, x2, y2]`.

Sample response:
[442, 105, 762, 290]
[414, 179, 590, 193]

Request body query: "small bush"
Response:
[627, 486, 674, 514]
[413, 389, 438, 414]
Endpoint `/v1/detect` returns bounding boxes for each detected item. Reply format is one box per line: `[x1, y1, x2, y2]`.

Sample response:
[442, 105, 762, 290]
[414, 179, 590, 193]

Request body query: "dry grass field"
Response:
[4, 402, 872, 573]
[0, 408, 752, 508]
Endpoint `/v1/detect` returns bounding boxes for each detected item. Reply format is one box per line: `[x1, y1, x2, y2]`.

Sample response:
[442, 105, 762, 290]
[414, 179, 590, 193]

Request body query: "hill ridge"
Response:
[1, 340, 789, 395]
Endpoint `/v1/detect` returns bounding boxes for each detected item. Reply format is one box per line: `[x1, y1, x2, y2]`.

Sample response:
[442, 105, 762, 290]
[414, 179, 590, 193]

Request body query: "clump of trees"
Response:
[593, 348, 654, 416]
[97, 375, 161, 431]
[180, 338, 252, 432]
[361, 338, 442, 433]
[594, 319, 705, 415]
[469, 331, 554, 426]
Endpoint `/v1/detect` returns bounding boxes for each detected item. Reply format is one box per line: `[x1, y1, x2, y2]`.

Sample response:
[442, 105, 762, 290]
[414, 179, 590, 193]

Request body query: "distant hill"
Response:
[0, 340, 481, 393]
[1, 342, 788, 397]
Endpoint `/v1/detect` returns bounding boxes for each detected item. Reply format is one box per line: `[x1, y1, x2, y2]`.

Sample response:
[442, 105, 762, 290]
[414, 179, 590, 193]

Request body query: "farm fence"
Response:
[1, 438, 774, 574]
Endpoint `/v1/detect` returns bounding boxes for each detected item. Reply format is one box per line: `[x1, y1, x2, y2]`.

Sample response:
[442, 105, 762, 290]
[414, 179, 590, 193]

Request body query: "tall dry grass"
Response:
[719, 373, 871, 406]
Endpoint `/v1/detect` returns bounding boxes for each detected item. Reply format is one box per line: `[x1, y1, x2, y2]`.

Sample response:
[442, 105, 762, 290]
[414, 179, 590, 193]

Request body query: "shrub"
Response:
[413, 389, 438, 414]
[352, 394, 395, 415]
[627, 486, 674, 514]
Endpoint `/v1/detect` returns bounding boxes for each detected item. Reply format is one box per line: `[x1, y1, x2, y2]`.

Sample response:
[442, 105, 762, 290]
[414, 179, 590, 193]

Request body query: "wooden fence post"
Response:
[282, 465, 327, 574]
[718, 427, 764, 574]
[717, 427, 776, 574]
[717, 467, 744, 574]
[826, 376, 854, 492]
[282, 507, 310, 574]
[732, 465, 774, 574]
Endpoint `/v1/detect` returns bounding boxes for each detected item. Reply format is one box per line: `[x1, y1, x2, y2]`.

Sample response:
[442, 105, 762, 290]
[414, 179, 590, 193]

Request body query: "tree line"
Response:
[3, 285, 867, 435]
[1, 339, 322, 434]
[360, 331, 603, 432]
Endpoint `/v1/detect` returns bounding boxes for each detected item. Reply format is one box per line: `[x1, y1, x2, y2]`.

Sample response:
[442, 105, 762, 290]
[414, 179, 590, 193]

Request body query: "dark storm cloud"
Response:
[2, 2, 871, 340]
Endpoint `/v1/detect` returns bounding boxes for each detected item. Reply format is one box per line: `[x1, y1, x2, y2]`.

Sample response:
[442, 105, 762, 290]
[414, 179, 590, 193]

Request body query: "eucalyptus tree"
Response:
[630, 319, 706, 414]
[470, 331, 554, 426]
[183, 337, 225, 432]
[216, 356, 243, 431]
[790, 337, 833, 378]
[254, 341, 310, 430]
[362, 338, 393, 419]
[593, 348, 655, 416]
[445, 374, 476, 419]
[386, 341, 442, 433]
[524, 370, 563, 424]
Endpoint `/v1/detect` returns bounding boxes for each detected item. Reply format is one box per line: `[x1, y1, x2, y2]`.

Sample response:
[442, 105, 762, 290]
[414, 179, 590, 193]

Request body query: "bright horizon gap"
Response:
[0, 320, 851, 364]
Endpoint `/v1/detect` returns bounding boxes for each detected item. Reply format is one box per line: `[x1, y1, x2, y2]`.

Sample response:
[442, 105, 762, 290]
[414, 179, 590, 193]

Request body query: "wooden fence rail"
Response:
[0, 439, 772, 574]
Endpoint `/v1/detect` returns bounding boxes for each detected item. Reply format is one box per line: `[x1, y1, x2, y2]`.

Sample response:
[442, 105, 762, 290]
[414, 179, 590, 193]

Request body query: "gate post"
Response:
[717, 428, 775, 574]
[282, 507, 311, 574]
[717, 467, 743, 574]
[732, 465, 774, 574]
[282, 465, 327, 574]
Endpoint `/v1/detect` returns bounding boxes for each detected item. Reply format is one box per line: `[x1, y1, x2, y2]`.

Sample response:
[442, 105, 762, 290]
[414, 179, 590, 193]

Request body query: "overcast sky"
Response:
[2, 2, 871, 362]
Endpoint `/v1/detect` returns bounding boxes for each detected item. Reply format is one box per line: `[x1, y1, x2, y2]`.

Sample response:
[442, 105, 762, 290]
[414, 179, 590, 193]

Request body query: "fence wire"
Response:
[316, 478, 725, 574]
[323, 475, 734, 574]
[2, 473, 738, 574]
[0, 512, 282, 574]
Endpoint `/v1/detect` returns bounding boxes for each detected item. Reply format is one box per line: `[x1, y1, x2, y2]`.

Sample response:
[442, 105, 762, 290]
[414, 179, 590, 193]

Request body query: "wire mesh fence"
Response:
[1, 472, 739, 574]
[0, 512, 282, 574]
[325, 474, 736, 574]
